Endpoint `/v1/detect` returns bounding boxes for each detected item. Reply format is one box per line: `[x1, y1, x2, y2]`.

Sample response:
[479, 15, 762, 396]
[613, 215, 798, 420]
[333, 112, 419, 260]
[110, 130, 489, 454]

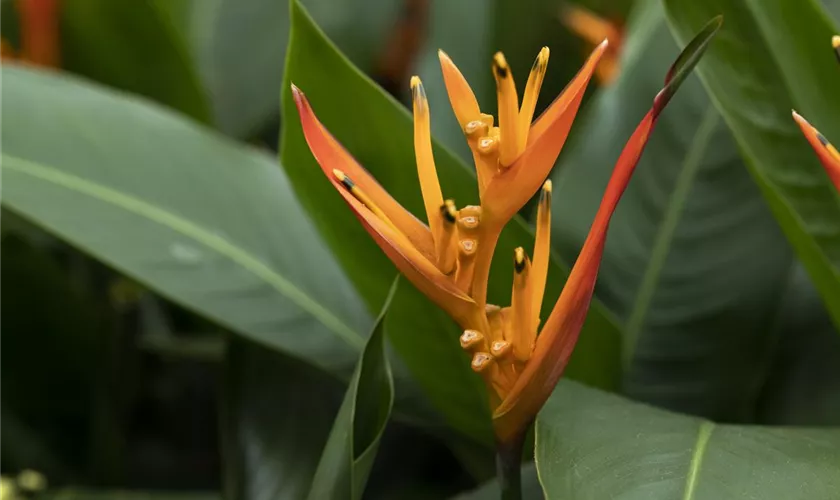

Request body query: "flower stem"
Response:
[496, 425, 527, 500]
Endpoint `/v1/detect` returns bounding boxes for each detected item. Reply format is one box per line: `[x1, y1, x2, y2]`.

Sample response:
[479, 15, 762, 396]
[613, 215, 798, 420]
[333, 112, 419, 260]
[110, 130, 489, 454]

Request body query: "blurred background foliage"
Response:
[1, 0, 839, 498]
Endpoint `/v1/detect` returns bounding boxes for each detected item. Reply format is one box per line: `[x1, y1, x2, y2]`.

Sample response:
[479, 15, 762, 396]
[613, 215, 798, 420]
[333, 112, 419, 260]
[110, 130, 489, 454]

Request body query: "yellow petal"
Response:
[292, 84, 436, 260]
[411, 76, 446, 253]
[519, 47, 550, 144]
[531, 181, 552, 328]
[493, 52, 522, 166]
[509, 248, 534, 362]
[438, 49, 482, 128]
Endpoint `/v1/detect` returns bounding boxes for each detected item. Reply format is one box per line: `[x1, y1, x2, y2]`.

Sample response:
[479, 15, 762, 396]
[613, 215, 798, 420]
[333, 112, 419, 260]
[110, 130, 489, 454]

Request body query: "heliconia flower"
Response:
[291, 14, 719, 445]
[560, 4, 624, 85]
[294, 43, 606, 318]
[791, 37, 840, 191]
[1, 0, 60, 67]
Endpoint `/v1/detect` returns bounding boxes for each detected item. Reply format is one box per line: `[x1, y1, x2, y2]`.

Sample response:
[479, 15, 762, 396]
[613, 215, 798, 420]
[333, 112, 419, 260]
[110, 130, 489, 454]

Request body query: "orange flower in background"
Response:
[561, 3, 624, 85]
[1, 0, 60, 67]
[292, 16, 719, 443]
[792, 36, 840, 191]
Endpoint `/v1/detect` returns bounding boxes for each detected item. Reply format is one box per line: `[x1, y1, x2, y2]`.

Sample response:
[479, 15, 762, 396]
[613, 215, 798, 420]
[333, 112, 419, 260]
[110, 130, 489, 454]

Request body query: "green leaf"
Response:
[536, 381, 840, 499]
[60, 0, 210, 123]
[552, 0, 840, 423]
[280, 0, 621, 446]
[307, 279, 397, 499]
[755, 265, 840, 425]
[664, 0, 840, 331]
[223, 338, 344, 500]
[1, 65, 371, 377]
[653, 15, 721, 114]
[187, 0, 403, 137]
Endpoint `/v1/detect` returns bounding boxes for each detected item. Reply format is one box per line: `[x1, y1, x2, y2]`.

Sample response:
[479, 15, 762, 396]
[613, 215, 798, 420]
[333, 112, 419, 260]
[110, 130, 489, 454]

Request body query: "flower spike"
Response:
[292, 15, 719, 450]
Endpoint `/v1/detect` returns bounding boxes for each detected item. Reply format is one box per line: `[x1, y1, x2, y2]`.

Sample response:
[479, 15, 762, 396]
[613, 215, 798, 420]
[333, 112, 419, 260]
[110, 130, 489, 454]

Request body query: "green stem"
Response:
[496, 426, 527, 500]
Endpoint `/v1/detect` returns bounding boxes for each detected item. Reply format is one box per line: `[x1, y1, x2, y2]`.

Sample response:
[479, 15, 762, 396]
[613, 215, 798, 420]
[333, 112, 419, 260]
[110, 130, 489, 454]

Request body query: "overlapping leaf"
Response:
[665, 0, 840, 331]
[2, 65, 371, 377]
[536, 381, 840, 499]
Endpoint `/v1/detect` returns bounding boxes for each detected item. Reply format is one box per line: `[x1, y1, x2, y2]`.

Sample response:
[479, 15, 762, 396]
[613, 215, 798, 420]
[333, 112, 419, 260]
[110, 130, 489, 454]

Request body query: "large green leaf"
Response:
[61, 0, 210, 123]
[664, 0, 840, 331]
[280, 0, 621, 446]
[187, 0, 402, 137]
[222, 337, 344, 500]
[1, 65, 371, 377]
[550, 0, 840, 422]
[307, 280, 396, 499]
[536, 381, 840, 499]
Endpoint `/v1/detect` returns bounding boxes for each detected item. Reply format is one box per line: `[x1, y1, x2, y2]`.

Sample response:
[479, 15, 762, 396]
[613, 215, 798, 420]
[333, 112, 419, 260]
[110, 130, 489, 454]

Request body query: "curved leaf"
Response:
[551, 0, 840, 423]
[536, 381, 840, 499]
[1, 65, 371, 376]
[223, 338, 344, 500]
[664, 0, 840, 331]
[307, 279, 397, 499]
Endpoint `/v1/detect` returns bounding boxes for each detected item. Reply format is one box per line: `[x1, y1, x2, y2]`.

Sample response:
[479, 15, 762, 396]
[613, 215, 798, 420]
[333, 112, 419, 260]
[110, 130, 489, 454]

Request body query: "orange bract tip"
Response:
[438, 48, 482, 128]
[792, 111, 840, 191]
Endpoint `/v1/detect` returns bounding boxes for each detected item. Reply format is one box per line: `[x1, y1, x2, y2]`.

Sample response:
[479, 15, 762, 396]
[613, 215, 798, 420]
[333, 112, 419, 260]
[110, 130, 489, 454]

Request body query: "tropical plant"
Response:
[1, 0, 839, 498]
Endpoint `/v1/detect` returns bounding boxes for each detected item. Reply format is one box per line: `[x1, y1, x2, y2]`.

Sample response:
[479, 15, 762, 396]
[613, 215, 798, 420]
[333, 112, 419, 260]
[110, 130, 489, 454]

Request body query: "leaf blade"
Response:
[307, 280, 397, 500]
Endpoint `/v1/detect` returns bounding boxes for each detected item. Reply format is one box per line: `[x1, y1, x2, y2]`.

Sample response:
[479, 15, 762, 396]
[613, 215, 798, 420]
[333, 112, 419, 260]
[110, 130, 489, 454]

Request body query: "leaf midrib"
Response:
[622, 105, 720, 363]
[683, 420, 714, 500]
[2, 153, 365, 349]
